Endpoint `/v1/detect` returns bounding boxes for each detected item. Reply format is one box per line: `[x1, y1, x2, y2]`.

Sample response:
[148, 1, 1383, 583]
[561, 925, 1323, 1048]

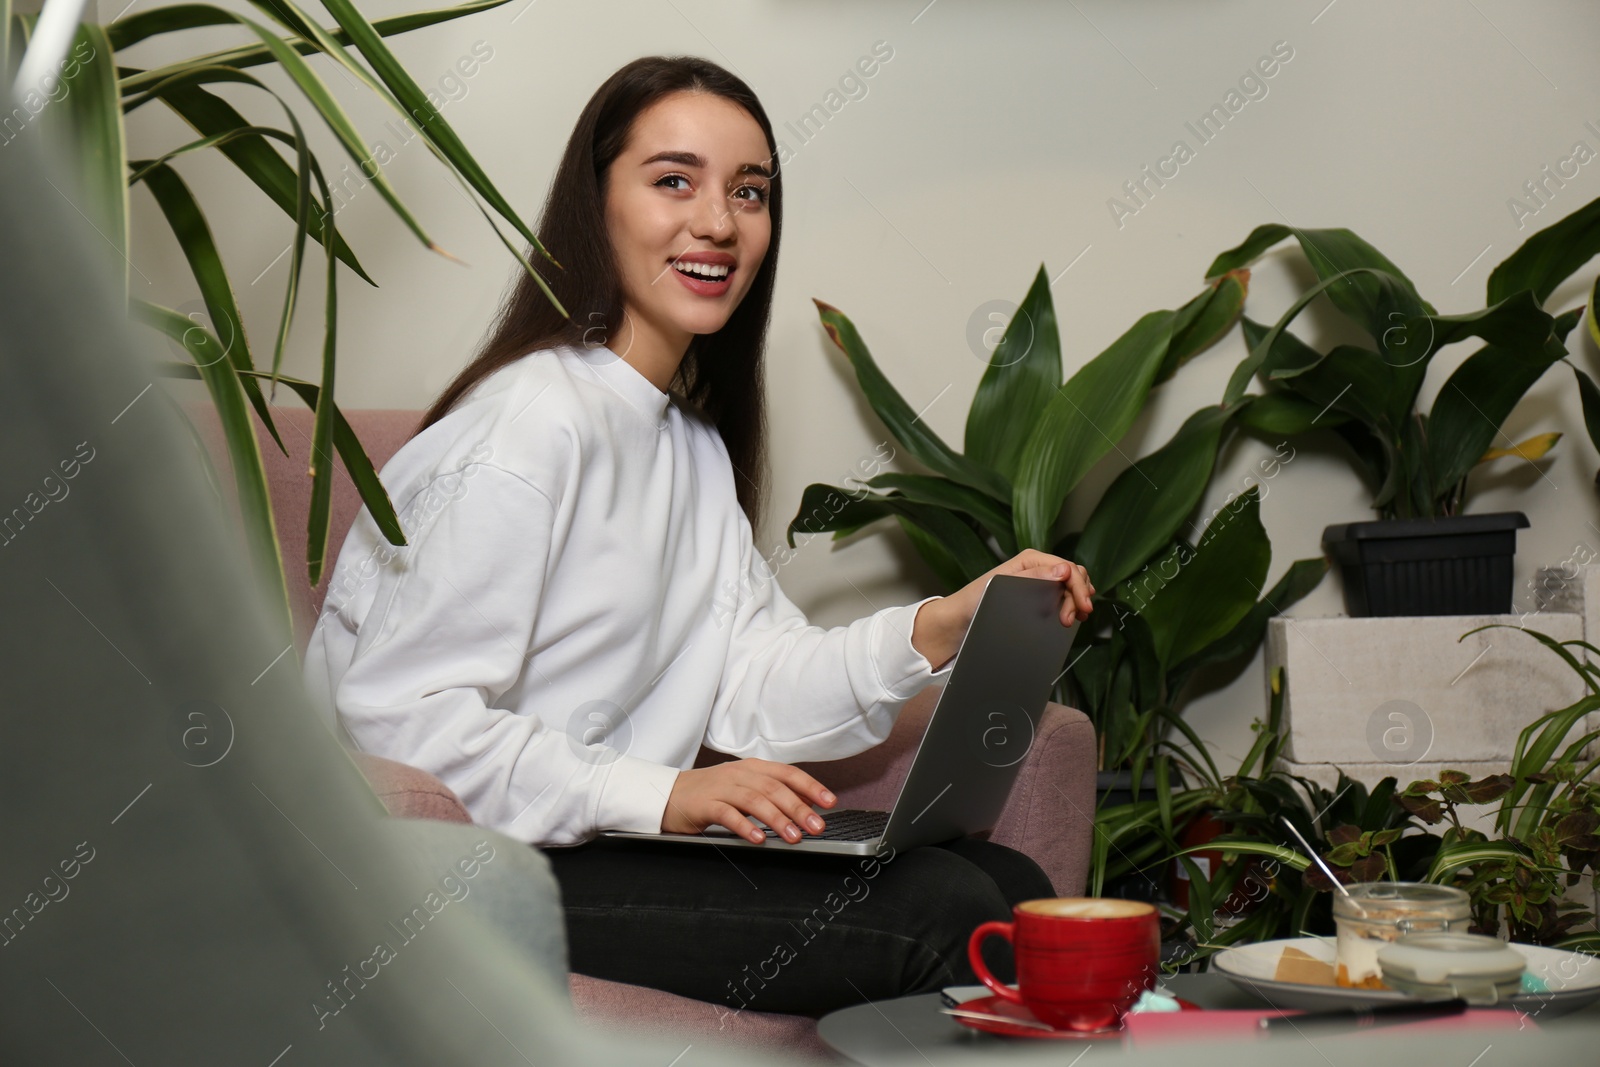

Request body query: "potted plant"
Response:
[785, 263, 1326, 825]
[7, 0, 560, 644]
[1207, 195, 1600, 617]
[1095, 622, 1600, 972]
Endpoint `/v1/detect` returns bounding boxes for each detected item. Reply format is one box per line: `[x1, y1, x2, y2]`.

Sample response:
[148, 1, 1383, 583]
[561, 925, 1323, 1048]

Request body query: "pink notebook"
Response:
[1125, 1007, 1534, 1046]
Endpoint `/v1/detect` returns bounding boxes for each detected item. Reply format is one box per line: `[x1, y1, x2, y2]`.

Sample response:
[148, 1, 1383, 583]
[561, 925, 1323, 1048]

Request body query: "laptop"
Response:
[599, 573, 1080, 855]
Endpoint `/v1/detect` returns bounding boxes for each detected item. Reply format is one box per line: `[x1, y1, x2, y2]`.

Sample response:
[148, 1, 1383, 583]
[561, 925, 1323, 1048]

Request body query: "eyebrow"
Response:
[639, 150, 776, 181]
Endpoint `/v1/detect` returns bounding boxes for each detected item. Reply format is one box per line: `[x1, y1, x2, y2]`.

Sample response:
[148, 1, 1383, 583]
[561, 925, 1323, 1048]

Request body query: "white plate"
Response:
[1212, 936, 1600, 1019]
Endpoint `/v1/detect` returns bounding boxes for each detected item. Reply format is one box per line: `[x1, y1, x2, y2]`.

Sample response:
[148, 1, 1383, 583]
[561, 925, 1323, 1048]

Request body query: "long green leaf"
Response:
[1169, 557, 1327, 680]
[1488, 192, 1600, 306]
[785, 483, 894, 547]
[116, 0, 513, 92]
[1159, 268, 1248, 383]
[128, 68, 373, 284]
[1153, 699, 1223, 787]
[1234, 388, 1351, 434]
[131, 300, 293, 639]
[314, 0, 557, 272]
[1177, 855, 1214, 942]
[229, 0, 563, 312]
[1133, 486, 1271, 670]
[1207, 224, 1434, 344]
[303, 156, 339, 584]
[276, 110, 313, 396]
[813, 299, 1011, 501]
[229, 373, 403, 548]
[1421, 288, 1555, 353]
[109, 2, 244, 47]
[1591, 276, 1600, 352]
[1458, 623, 1600, 698]
[965, 264, 1061, 485]
[154, 358, 408, 551]
[137, 162, 288, 458]
[1571, 362, 1600, 490]
[1013, 310, 1176, 548]
[125, 117, 312, 392]
[1176, 840, 1309, 871]
[1268, 343, 1405, 436]
[49, 23, 128, 303]
[865, 472, 1017, 556]
[781, 482, 997, 587]
[1235, 669, 1282, 780]
[1426, 841, 1547, 882]
[148, 6, 445, 258]
[1154, 753, 1173, 838]
[126, 122, 286, 185]
[1427, 332, 1569, 500]
[890, 502, 999, 589]
[1074, 403, 1237, 591]
[1223, 267, 1405, 407]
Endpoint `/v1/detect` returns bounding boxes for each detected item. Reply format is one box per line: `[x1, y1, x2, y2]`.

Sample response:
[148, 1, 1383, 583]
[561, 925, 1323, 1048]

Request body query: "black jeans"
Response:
[540, 833, 1054, 1018]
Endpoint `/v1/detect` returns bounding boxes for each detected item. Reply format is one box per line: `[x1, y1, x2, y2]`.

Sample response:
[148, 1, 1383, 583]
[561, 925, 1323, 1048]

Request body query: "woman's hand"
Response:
[661, 758, 837, 844]
[911, 550, 1096, 670]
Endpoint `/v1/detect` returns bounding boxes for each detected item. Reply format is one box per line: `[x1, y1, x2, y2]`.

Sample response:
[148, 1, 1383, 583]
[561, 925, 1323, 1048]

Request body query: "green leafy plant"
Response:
[1210, 193, 1600, 521]
[1091, 664, 1435, 964]
[1104, 623, 1600, 969]
[788, 264, 1326, 775]
[1394, 622, 1600, 946]
[4, 0, 563, 642]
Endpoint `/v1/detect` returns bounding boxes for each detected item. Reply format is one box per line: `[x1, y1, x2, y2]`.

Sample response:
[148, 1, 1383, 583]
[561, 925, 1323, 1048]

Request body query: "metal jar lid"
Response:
[1377, 932, 1527, 985]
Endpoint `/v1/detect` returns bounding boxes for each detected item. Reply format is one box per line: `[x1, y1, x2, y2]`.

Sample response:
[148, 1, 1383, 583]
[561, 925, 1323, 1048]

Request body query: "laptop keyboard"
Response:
[749, 808, 889, 842]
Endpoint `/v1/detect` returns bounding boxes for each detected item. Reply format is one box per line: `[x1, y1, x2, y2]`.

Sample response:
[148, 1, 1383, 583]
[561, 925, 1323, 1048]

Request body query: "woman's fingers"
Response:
[1014, 560, 1094, 622]
[743, 787, 810, 843]
[748, 770, 828, 840]
[774, 762, 835, 809]
[1064, 562, 1094, 618]
[710, 799, 768, 844]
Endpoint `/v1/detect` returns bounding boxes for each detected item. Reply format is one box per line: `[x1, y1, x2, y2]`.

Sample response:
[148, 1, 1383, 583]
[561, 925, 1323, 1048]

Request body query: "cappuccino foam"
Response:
[1017, 898, 1154, 919]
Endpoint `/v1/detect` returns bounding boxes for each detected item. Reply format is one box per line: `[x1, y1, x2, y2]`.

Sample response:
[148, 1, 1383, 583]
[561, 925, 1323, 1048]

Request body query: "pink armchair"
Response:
[184, 402, 1098, 1062]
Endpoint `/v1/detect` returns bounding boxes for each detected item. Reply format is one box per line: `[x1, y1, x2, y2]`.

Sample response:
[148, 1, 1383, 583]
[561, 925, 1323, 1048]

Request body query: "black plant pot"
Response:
[1096, 769, 1161, 811]
[1094, 768, 1179, 904]
[1321, 511, 1529, 617]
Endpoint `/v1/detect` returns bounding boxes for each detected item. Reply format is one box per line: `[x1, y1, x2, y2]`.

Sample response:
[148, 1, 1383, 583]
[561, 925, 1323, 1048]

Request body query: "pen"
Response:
[1258, 998, 1469, 1033]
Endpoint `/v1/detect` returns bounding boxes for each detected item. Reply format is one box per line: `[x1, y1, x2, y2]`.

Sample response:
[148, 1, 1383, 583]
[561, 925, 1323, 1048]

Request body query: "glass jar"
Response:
[1331, 882, 1472, 988]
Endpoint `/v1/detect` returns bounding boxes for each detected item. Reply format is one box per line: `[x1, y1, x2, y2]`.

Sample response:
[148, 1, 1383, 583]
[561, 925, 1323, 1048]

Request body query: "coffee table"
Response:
[815, 972, 1600, 1065]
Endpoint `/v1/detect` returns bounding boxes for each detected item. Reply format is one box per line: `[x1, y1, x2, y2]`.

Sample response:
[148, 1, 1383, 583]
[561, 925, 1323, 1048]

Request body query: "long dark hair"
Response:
[416, 55, 782, 531]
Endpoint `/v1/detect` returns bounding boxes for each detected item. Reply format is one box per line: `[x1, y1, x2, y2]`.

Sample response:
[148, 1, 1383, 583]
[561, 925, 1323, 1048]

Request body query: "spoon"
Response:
[1279, 815, 1363, 910]
[939, 1006, 1057, 1032]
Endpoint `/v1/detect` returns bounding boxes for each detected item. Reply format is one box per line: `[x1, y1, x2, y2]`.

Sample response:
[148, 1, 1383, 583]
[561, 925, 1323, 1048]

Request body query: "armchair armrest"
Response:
[693, 683, 1097, 895]
[349, 751, 474, 824]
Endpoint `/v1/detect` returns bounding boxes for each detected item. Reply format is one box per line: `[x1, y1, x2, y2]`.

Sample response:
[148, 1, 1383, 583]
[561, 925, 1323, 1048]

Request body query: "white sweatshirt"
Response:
[301, 343, 953, 847]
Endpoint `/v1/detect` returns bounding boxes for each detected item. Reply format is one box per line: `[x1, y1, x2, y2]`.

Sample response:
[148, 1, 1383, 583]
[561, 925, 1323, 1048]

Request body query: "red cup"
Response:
[968, 897, 1160, 1032]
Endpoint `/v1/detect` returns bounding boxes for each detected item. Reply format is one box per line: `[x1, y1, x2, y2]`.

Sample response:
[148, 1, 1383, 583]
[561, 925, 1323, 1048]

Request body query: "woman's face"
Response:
[603, 90, 773, 355]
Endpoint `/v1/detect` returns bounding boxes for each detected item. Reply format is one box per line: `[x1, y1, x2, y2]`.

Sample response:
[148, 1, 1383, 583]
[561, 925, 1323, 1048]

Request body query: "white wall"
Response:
[113, 0, 1600, 768]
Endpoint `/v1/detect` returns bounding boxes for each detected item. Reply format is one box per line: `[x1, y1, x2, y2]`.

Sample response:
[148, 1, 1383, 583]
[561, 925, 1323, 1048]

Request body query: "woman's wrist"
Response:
[910, 597, 962, 672]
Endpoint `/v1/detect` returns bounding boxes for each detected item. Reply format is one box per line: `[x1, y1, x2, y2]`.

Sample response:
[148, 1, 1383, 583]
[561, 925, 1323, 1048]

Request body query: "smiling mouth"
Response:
[670, 262, 735, 292]
[671, 262, 734, 282]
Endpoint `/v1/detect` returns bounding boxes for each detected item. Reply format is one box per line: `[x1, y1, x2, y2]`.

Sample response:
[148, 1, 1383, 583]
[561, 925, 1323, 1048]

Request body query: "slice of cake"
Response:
[1274, 945, 1337, 986]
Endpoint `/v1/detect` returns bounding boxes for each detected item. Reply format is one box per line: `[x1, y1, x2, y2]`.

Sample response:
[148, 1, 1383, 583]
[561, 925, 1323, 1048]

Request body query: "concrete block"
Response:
[1265, 613, 1589, 766]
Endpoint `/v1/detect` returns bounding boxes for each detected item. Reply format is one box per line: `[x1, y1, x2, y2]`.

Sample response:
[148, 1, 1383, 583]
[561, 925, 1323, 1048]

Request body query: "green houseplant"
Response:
[4, 0, 563, 644]
[1209, 195, 1600, 616]
[784, 263, 1327, 789]
[1097, 623, 1600, 970]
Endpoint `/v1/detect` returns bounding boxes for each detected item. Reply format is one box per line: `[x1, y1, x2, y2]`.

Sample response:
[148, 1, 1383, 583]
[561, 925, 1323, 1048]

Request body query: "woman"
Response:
[303, 55, 1096, 1016]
